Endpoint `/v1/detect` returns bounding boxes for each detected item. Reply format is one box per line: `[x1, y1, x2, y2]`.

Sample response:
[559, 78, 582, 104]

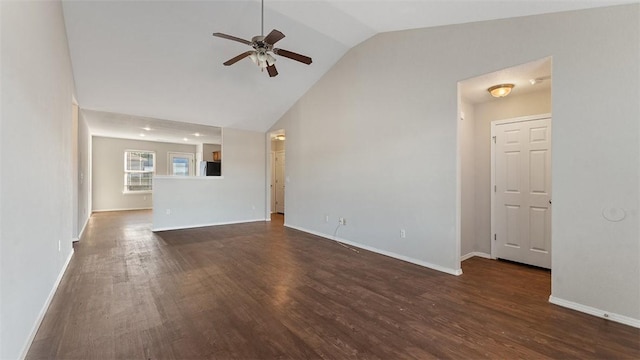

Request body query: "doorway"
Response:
[456, 57, 553, 271]
[274, 150, 285, 213]
[168, 152, 195, 176]
[269, 131, 286, 215]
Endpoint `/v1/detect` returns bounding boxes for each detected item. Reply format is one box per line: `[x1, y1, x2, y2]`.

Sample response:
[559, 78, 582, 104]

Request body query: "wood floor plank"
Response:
[26, 210, 640, 359]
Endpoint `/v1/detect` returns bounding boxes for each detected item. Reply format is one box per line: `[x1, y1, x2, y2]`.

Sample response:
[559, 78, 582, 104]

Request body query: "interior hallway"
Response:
[26, 211, 639, 359]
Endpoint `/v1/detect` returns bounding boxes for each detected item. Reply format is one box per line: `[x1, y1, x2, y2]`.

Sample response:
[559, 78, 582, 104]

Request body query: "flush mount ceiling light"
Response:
[488, 84, 515, 98]
[274, 134, 285, 141]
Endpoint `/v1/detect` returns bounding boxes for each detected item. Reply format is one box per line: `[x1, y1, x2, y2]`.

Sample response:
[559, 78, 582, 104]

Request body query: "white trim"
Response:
[122, 190, 152, 195]
[152, 218, 267, 232]
[153, 175, 224, 180]
[92, 207, 152, 212]
[455, 89, 462, 274]
[549, 296, 640, 329]
[19, 249, 74, 360]
[285, 224, 462, 276]
[74, 215, 91, 242]
[460, 251, 492, 261]
[491, 113, 552, 126]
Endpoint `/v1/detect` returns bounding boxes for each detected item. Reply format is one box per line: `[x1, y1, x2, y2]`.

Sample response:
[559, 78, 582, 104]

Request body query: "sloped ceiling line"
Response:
[62, 1, 634, 134]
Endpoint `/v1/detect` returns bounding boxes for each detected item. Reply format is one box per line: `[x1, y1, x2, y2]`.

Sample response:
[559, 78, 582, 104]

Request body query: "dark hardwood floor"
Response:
[27, 211, 639, 359]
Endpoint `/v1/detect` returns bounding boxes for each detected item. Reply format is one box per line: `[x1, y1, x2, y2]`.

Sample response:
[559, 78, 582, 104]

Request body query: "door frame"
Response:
[490, 113, 551, 260]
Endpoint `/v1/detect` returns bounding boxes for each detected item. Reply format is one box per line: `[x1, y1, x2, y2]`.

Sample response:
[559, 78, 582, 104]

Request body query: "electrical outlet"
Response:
[339, 217, 346, 225]
[165, 209, 171, 215]
[400, 229, 406, 238]
[325, 215, 329, 223]
[143, 195, 147, 200]
[58, 240, 61, 252]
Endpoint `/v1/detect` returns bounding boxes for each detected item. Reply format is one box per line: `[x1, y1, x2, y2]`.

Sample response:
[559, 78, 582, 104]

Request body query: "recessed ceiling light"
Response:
[194, 133, 201, 137]
[139, 133, 145, 137]
[143, 126, 151, 131]
[183, 138, 188, 141]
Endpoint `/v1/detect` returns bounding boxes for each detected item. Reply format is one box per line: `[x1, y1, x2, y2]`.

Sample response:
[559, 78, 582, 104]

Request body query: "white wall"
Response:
[92, 136, 196, 212]
[0, 1, 77, 358]
[153, 128, 266, 230]
[473, 90, 552, 255]
[269, 4, 639, 322]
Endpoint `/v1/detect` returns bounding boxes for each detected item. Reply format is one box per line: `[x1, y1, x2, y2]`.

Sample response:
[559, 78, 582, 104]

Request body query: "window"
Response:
[124, 150, 155, 192]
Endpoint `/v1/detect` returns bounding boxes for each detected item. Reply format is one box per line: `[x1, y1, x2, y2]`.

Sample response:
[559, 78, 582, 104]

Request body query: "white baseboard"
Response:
[19, 248, 74, 359]
[284, 224, 462, 276]
[152, 218, 267, 232]
[460, 251, 492, 261]
[92, 207, 152, 213]
[549, 295, 640, 329]
[73, 215, 91, 242]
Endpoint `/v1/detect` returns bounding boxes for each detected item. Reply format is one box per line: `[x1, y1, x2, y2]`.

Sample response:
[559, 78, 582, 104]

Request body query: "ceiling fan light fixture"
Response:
[249, 52, 267, 67]
[488, 84, 515, 98]
[266, 54, 276, 66]
[249, 50, 275, 68]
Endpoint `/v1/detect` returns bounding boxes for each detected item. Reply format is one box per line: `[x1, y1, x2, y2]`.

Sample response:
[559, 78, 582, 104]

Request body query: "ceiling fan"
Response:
[212, 0, 312, 77]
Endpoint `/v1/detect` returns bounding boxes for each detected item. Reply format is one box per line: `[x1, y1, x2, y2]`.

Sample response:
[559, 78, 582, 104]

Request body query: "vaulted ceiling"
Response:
[63, 1, 632, 133]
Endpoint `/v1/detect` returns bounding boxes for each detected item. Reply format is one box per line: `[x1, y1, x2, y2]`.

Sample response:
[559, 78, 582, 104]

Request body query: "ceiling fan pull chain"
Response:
[261, 0, 264, 37]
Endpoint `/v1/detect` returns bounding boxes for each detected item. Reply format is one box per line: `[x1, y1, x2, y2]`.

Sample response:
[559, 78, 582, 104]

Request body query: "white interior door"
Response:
[492, 116, 551, 269]
[275, 150, 285, 214]
[168, 152, 195, 176]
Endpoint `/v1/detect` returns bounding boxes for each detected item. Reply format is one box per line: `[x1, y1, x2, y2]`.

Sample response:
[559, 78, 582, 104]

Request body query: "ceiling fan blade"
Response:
[212, 32, 252, 46]
[273, 48, 312, 65]
[263, 29, 285, 45]
[266, 64, 278, 77]
[223, 51, 254, 66]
